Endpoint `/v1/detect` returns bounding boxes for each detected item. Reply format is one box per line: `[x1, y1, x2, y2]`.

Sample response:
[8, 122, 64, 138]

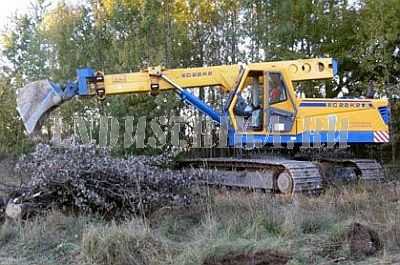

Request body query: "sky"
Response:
[0, 0, 80, 30]
[0, 0, 30, 29]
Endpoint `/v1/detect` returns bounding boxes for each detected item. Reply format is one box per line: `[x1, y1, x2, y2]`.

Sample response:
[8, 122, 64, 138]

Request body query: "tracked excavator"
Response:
[16, 58, 390, 195]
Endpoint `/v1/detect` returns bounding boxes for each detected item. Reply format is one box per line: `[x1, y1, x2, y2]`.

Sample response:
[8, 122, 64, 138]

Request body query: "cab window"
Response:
[234, 72, 264, 131]
[268, 72, 287, 104]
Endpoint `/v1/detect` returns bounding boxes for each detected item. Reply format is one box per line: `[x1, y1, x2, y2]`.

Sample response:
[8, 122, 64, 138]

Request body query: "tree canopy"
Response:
[0, 0, 399, 155]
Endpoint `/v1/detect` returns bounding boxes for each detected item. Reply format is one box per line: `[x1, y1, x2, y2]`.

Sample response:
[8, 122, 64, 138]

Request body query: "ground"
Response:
[1, 157, 400, 265]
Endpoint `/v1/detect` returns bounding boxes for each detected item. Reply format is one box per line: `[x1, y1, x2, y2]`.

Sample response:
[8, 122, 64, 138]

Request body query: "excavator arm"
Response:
[17, 64, 242, 134]
[102, 65, 240, 95]
[16, 58, 337, 135]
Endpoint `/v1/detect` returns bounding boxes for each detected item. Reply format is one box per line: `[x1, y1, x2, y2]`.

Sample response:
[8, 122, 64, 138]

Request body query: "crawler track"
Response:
[319, 159, 385, 184]
[348, 159, 385, 182]
[178, 157, 385, 195]
[179, 158, 322, 195]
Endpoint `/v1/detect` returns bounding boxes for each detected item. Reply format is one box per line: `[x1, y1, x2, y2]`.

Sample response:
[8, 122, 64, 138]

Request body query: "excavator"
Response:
[16, 58, 390, 194]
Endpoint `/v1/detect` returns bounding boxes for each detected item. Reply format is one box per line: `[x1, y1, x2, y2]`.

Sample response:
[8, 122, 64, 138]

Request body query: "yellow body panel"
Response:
[103, 65, 240, 94]
[295, 98, 388, 133]
[103, 58, 334, 95]
[98, 58, 389, 139]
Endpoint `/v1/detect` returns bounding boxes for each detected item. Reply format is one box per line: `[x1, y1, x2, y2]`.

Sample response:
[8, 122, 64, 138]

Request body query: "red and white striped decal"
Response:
[374, 131, 390, 143]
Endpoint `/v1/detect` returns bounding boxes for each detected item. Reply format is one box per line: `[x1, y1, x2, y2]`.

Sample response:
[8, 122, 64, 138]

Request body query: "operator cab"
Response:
[233, 70, 296, 135]
[234, 71, 264, 131]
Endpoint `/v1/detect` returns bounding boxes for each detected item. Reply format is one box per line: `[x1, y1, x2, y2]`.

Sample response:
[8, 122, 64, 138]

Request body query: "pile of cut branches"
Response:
[4, 144, 200, 219]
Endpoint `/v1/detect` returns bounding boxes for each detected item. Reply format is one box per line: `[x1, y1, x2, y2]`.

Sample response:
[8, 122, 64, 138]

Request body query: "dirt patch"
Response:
[347, 222, 383, 258]
[203, 249, 290, 265]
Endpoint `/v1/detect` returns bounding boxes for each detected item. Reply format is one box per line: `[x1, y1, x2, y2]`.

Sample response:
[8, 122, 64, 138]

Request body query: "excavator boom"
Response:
[16, 58, 337, 135]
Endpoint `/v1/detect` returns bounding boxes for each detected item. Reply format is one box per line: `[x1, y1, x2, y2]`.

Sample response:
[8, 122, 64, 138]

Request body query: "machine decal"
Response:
[181, 71, 213, 78]
[229, 131, 378, 146]
[373, 131, 389, 143]
[300, 100, 373, 108]
[112, 75, 128, 82]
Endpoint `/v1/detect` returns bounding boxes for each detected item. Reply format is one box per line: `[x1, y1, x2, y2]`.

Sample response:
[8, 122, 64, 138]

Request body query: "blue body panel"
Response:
[179, 89, 222, 124]
[228, 131, 376, 147]
[378, 106, 390, 124]
[332, 58, 339, 76]
[299, 102, 327, 107]
[77, 68, 95, 96]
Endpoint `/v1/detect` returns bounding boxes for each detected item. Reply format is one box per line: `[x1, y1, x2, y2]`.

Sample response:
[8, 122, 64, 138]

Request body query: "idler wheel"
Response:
[277, 170, 293, 194]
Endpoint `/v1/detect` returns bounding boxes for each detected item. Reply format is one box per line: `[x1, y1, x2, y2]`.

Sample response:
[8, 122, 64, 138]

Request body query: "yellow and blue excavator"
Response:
[16, 58, 390, 194]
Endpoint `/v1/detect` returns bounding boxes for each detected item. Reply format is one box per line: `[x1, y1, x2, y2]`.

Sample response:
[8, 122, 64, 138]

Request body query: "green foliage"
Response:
[0, 0, 399, 154]
[2, 0, 50, 82]
[0, 73, 32, 154]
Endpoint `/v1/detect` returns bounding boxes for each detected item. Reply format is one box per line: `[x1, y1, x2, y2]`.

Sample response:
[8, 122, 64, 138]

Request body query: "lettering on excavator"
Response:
[181, 71, 212, 78]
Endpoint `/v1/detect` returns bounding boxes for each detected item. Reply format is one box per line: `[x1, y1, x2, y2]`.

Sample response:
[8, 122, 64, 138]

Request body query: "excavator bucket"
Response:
[16, 80, 63, 135]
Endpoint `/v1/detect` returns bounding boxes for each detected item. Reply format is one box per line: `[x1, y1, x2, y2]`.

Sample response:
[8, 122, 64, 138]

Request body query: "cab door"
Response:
[264, 72, 297, 134]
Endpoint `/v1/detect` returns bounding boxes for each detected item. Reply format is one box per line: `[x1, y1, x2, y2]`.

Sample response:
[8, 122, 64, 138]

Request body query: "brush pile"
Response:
[5, 144, 200, 219]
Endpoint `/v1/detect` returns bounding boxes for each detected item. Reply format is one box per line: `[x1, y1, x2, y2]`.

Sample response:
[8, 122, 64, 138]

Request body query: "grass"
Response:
[0, 211, 90, 265]
[82, 220, 170, 265]
[1, 184, 400, 264]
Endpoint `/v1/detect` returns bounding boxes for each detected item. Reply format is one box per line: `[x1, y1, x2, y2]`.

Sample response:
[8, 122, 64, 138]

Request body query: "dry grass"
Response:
[0, 211, 88, 265]
[82, 220, 171, 265]
[0, 183, 400, 264]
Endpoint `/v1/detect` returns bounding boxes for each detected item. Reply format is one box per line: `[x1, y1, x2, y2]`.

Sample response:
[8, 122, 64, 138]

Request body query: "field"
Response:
[1, 158, 400, 265]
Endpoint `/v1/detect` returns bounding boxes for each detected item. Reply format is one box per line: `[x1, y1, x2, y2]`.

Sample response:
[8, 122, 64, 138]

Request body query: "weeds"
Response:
[0, 211, 89, 265]
[1, 184, 400, 265]
[0, 221, 18, 247]
[82, 219, 171, 265]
